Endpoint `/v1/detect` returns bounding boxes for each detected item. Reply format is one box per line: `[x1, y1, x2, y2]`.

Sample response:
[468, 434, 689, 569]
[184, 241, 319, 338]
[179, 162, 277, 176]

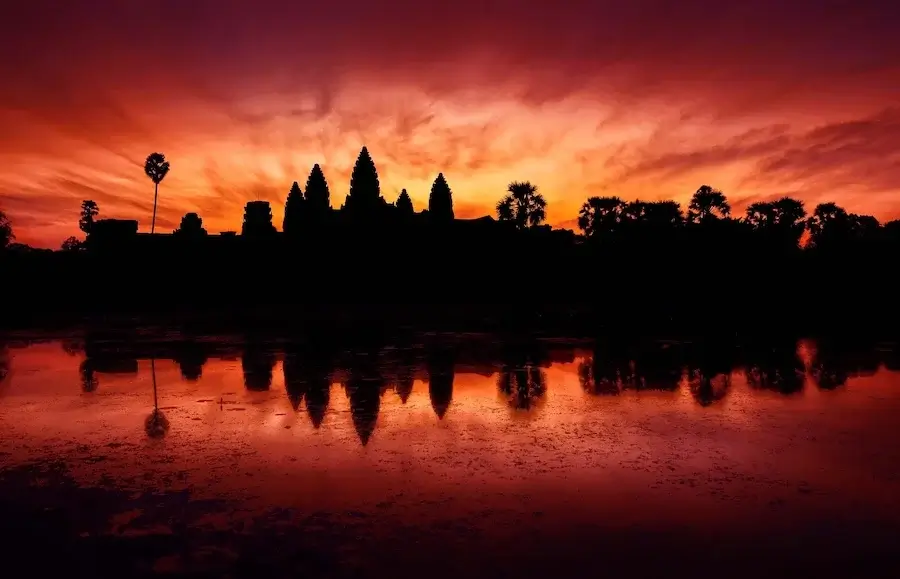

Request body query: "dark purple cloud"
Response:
[1, 0, 899, 246]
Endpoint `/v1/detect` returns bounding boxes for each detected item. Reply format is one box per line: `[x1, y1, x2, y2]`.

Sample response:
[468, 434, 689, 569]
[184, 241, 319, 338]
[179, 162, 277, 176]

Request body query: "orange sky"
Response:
[1, 1, 898, 248]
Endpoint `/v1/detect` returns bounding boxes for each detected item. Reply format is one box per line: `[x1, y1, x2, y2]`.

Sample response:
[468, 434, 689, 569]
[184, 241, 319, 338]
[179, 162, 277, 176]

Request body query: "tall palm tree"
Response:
[806, 202, 849, 247]
[745, 201, 778, 229]
[746, 197, 807, 246]
[641, 201, 684, 228]
[577, 196, 627, 237]
[687, 185, 730, 224]
[496, 181, 547, 230]
[144, 153, 171, 234]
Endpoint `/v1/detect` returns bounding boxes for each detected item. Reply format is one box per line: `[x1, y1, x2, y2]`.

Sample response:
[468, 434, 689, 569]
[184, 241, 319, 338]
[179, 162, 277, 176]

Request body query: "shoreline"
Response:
[3, 304, 898, 343]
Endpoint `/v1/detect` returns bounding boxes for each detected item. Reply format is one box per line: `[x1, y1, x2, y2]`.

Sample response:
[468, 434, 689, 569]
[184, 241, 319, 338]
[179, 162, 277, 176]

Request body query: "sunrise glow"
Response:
[2, 1, 898, 248]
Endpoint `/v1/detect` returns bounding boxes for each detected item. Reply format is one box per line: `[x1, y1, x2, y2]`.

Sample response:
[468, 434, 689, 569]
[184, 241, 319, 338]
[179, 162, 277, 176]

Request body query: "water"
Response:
[1, 334, 899, 577]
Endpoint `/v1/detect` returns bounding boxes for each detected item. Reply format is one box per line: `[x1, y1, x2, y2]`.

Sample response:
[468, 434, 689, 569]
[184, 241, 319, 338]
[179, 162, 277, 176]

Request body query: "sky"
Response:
[1, 0, 899, 247]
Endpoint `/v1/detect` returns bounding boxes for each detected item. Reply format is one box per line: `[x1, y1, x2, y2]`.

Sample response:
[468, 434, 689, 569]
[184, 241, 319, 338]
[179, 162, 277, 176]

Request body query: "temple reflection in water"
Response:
[1, 334, 896, 448]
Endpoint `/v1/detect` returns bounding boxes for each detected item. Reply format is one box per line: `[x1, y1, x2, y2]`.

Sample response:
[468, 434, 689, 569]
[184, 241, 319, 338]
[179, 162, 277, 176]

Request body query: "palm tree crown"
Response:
[497, 181, 547, 230]
[145, 152, 171, 234]
[144, 153, 170, 185]
[687, 185, 730, 223]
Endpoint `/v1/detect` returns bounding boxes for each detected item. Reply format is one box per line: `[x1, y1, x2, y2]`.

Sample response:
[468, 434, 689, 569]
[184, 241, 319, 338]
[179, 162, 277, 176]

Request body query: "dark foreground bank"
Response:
[2, 461, 897, 579]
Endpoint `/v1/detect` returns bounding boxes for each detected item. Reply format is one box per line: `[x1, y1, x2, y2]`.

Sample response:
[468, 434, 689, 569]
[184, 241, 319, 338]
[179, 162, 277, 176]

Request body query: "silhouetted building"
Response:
[304, 164, 332, 224]
[175, 213, 208, 237]
[395, 372, 414, 404]
[282, 344, 335, 423]
[396, 189, 414, 217]
[91, 218, 139, 238]
[428, 173, 454, 223]
[283, 182, 304, 235]
[343, 146, 386, 219]
[242, 201, 276, 237]
[83, 338, 140, 374]
[305, 379, 330, 428]
[343, 354, 385, 446]
[86, 219, 139, 252]
[283, 353, 306, 410]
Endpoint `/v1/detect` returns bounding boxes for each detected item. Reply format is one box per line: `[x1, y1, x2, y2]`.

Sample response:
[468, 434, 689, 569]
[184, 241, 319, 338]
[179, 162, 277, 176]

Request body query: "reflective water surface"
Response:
[1, 333, 900, 577]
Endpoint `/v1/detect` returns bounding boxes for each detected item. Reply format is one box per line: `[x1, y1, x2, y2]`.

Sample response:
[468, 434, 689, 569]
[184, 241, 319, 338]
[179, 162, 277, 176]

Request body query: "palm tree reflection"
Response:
[686, 343, 734, 406]
[497, 346, 547, 411]
[145, 359, 169, 438]
[688, 372, 731, 407]
[80, 359, 98, 392]
[745, 341, 805, 395]
[579, 345, 629, 396]
[634, 345, 683, 392]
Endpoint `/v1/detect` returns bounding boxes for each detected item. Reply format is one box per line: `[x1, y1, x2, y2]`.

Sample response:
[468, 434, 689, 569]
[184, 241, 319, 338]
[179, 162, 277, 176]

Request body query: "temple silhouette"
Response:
[2, 146, 900, 338]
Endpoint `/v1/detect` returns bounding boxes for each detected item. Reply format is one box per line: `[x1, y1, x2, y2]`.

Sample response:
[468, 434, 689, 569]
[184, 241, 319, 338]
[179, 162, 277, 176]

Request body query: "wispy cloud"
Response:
[1, 1, 898, 246]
